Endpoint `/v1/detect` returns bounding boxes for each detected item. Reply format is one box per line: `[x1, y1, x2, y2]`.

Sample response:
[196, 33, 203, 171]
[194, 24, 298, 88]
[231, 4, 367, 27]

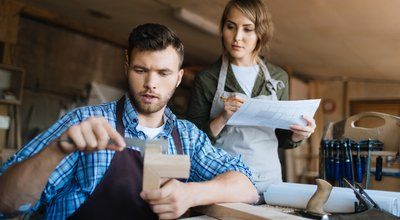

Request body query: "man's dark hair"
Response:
[127, 23, 184, 68]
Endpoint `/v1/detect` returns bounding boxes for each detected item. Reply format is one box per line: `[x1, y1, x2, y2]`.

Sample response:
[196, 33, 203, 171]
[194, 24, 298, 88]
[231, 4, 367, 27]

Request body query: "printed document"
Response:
[227, 99, 321, 130]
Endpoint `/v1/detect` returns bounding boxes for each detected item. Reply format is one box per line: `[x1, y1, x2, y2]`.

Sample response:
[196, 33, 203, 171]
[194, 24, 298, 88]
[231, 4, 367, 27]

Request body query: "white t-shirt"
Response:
[136, 123, 165, 139]
[231, 64, 260, 97]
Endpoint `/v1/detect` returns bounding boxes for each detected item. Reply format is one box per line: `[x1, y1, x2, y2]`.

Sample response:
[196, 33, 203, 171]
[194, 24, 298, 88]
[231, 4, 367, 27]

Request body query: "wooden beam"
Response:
[194, 203, 308, 220]
[0, 0, 24, 44]
[20, 4, 126, 47]
[308, 80, 324, 177]
[143, 144, 190, 191]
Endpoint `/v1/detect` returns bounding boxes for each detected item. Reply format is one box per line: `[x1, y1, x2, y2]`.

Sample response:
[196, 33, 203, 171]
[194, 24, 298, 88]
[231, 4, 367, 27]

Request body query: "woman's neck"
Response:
[230, 55, 257, 66]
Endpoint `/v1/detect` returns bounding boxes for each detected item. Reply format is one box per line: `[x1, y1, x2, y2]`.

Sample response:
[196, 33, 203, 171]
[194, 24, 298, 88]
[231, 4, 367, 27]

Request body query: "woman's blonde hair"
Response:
[219, 0, 274, 58]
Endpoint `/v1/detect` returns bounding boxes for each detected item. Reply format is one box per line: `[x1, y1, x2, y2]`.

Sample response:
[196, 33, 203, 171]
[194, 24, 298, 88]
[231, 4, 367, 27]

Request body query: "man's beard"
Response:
[131, 88, 176, 114]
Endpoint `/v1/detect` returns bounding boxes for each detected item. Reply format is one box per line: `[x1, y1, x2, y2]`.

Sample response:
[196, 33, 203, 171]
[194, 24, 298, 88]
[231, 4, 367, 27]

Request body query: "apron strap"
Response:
[117, 95, 183, 155]
[116, 96, 125, 136]
[172, 127, 183, 154]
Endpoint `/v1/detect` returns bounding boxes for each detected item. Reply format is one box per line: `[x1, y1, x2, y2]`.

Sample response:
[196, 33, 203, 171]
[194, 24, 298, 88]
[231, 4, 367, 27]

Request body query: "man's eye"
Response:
[159, 71, 171, 76]
[134, 68, 146, 73]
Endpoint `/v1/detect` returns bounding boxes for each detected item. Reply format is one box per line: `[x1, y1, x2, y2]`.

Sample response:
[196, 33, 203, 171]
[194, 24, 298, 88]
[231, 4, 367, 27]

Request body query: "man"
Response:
[0, 23, 258, 219]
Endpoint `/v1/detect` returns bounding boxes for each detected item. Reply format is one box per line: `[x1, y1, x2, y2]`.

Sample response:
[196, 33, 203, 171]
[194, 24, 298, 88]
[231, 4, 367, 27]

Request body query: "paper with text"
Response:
[227, 99, 321, 130]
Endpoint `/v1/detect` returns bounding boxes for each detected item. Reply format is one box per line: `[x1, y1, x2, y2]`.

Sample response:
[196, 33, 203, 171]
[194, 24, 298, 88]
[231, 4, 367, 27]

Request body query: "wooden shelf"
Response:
[0, 64, 24, 162]
[0, 64, 25, 104]
[0, 99, 21, 105]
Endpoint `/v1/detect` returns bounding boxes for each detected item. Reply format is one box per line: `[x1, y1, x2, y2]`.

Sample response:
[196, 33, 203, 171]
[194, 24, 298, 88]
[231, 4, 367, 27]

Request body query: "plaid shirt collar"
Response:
[122, 93, 177, 139]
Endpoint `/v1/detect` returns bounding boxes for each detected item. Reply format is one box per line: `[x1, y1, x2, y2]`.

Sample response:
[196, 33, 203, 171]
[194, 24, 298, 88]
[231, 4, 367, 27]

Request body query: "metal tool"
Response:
[123, 137, 168, 156]
[375, 156, 383, 181]
[354, 142, 363, 183]
[334, 140, 341, 186]
[59, 137, 168, 156]
[321, 139, 331, 180]
[343, 178, 379, 213]
[341, 140, 353, 182]
[329, 140, 335, 182]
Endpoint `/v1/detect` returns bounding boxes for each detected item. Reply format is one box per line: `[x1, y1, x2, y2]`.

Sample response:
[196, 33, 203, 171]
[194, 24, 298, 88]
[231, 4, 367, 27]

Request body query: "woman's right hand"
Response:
[220, 95, 245, 122]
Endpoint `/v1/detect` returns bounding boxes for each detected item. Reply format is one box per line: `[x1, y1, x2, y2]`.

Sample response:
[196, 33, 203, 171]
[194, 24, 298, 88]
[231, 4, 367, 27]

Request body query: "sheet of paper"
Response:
[227, 99, 321, 130]
[263, 182, 400, 216]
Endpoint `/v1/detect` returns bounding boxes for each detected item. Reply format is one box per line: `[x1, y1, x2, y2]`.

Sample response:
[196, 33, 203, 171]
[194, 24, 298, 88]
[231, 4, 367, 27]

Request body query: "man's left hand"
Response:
[140, 179, 194, 219]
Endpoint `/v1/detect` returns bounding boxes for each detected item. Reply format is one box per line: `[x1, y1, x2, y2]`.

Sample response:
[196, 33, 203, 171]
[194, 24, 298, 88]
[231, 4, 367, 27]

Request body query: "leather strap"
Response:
[116, 96, 125, 136]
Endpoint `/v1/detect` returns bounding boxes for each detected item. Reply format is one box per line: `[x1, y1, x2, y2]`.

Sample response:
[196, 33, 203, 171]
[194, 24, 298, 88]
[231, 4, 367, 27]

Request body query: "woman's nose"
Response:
[234, 30, 243, 41]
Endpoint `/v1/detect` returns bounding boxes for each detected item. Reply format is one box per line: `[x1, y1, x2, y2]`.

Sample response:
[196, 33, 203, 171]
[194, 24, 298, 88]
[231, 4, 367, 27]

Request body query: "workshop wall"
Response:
[14, 16, 199, 145]
[7, 16, 399, 187]
[16, 17, 127, 94]
[318, 80, 400, 125]
[15, 16, 126, 145]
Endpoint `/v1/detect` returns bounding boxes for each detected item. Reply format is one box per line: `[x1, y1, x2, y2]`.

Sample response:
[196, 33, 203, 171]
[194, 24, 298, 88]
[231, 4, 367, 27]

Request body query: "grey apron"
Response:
[210, 55, 285, 194]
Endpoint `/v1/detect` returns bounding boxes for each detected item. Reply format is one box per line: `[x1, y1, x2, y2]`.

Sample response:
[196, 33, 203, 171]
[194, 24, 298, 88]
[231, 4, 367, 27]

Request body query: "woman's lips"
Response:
[232, 45, 242, 50]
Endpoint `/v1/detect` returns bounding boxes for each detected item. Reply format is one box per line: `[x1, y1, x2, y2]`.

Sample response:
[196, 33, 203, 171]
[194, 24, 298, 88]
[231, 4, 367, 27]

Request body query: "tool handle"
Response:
[361, 156, 366, 176]
[375, 156, 383, 181]
[355, 158, 363, 183]
[325, 158, 331, 179]
[334, 160, 341, 181]
[329, 159, 335, 181]
[344, 159, 352, 180]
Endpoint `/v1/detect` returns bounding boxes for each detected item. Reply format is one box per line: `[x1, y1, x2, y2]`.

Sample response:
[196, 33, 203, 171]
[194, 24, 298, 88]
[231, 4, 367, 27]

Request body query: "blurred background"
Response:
[0, 0, 399, 187]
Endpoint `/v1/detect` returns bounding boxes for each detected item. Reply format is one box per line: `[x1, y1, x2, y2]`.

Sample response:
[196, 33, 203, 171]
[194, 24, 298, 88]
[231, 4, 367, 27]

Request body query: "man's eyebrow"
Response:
[130, 64, 147, 69]
[158, 68, 174, 72]
[130, 65, 173, 73]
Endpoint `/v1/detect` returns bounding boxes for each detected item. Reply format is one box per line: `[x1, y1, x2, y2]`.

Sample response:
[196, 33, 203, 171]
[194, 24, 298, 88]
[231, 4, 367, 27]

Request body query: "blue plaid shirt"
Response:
[0, 94, 254, 219]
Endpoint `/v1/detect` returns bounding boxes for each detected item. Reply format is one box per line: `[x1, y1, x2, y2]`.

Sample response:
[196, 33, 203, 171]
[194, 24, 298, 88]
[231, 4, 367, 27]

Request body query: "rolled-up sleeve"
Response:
[0, 110, 80, 216]
[186, 128, 254, 185]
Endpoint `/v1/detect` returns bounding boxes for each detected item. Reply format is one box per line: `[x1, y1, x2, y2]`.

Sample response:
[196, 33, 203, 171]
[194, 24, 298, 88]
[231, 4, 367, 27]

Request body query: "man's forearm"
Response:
[188, 171, 258, 207]
[0, 141, 66, 214]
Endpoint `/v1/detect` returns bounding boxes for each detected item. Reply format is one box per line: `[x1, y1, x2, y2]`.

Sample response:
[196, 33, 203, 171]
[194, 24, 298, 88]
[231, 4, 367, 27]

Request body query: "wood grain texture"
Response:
[143, 145, 190, 191]
[194, 203, 308, 220]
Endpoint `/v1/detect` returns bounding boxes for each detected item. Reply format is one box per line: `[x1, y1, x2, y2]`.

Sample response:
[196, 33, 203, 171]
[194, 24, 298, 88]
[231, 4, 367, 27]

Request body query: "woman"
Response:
[187, 0, 316, 197]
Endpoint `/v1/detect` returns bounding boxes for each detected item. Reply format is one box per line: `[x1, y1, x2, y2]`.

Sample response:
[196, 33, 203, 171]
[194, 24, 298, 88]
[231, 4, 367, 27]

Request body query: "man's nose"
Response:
[144, 72, 157, 89]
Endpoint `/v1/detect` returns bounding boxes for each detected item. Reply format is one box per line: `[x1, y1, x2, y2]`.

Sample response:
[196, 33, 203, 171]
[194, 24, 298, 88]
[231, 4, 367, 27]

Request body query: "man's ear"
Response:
[124, 49, 129, 76]
[176, 68, 184, 88]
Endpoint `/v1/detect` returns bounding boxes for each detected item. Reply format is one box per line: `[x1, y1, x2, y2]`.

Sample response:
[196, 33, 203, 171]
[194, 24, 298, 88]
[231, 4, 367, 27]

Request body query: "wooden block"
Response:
[143, 145, 190, 191]
[194, 203, 308, 220]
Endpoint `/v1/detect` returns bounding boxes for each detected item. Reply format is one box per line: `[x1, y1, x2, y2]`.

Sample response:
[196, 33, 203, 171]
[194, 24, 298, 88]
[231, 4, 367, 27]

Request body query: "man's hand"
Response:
[140, 179, 194, 219]
[57, 117, 126, 155]
[290, 115, 316, 142]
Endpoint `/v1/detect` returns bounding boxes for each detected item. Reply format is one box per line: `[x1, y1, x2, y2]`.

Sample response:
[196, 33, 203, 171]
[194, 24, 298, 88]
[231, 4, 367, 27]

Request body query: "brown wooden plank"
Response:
[20, 4, 125, 47]
[143, 145, 190, 191]
[194, 203, 308, 220]
[0, 0, 24, 44]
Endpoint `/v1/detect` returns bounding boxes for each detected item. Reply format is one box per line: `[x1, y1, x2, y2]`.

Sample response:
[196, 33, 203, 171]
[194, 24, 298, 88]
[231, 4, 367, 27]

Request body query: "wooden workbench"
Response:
[181, 203, 308, 220]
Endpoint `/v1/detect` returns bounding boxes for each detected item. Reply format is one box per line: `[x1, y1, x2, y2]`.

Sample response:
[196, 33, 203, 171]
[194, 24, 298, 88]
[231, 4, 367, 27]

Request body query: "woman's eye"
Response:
[226, 24, 235, 29]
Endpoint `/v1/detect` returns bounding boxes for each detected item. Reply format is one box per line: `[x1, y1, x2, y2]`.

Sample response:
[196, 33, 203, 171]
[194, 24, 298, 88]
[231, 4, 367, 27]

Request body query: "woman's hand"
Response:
[290, 115, 316, 142]
[220, 95, 245, 122]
